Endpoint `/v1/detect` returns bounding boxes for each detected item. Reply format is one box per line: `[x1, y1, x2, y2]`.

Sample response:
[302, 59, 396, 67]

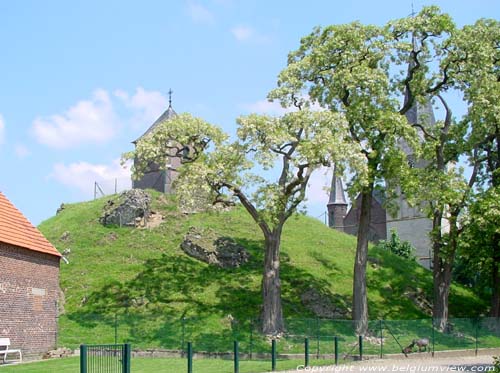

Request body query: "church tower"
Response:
[132, 90, 181, 194]
[327, 165, 348, 232]
[385, 63, 436, 268]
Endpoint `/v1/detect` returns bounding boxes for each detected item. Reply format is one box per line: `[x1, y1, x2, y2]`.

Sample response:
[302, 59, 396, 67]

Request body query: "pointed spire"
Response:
[132, 88, 177, 144]
[328, 164, 347, 206]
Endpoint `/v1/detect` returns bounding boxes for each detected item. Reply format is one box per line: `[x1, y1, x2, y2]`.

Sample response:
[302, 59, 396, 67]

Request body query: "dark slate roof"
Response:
[133, 105, 177, 144]
[327, 165, 347, 205]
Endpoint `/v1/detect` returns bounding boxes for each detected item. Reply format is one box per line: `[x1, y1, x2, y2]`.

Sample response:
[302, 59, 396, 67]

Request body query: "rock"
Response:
[404, 287, 432, 316]
[300, 287, 350, 319]
[180, 227, 249, 268]
[60, 231, 71, 242]
[43, 347, 73, 359]
[100, 189, 151, 227]
[56, 203, 65, 215]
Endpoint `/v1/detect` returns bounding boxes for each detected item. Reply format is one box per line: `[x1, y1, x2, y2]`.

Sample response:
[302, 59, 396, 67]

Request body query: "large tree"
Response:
[454, 18, 500, 318]
[395, 15, 500, 328]
[124, 109, 352, 335]
[268, 8, 454, 333]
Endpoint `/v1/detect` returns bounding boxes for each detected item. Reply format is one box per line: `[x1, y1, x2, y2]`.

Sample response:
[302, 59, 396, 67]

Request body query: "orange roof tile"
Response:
[0, 191, 61, 258]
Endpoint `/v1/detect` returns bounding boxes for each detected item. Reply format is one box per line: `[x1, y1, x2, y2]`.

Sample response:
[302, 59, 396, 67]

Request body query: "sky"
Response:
[0, 0, 498, 226]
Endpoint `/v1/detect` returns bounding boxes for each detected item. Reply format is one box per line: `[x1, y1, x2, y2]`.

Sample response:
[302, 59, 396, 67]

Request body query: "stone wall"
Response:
[0, 243, 60, 357]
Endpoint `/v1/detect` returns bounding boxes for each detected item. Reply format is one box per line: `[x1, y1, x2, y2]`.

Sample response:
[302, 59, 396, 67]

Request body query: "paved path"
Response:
[274, 355, 495, 372]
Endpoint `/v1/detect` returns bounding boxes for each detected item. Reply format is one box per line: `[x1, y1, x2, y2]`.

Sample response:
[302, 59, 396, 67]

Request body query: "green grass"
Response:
[37, 191, 488, 352]
[0, 357, 333, 373]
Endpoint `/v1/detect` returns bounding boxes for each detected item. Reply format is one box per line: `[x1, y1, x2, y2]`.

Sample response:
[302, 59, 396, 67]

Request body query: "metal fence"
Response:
[61, 315, 500, 358]
[80, 344, 131, 373]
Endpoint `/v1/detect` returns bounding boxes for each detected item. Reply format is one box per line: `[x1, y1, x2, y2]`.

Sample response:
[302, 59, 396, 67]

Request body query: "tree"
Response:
[124, 110, 351, 335]
[460, 187, 500, 317]
[454, 18, 500, 317]
[395, 15, 500, 328]
[268, 8, 454, 333]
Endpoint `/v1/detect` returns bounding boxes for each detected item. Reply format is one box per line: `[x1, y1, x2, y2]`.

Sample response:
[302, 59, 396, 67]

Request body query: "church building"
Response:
[328, 89, 436, 269]
[132, 91, 180, 194]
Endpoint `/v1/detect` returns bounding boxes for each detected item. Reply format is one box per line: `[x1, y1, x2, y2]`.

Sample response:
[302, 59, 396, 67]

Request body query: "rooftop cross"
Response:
[410, 2, 416, 17]
[168, 88, 173, 107]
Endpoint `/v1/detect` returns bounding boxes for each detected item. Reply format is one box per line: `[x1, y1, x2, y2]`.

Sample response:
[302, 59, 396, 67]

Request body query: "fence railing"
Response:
[80, 343, 131, 373]
[61, 314, 500, 360]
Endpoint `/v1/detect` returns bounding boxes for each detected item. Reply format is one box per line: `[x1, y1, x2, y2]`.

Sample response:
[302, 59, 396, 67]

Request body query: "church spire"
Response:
[327, 164, 348, 231]
[328, 164, 347, 206]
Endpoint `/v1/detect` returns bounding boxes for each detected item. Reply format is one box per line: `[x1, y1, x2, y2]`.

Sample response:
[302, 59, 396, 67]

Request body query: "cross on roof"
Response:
[168, 88, 173, 107]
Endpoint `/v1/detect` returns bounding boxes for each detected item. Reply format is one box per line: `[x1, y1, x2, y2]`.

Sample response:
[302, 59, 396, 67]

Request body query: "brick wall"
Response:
[0, 242, 60, 357]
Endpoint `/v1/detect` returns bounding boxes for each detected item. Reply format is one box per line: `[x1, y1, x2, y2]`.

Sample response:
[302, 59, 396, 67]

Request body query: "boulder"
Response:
[180, 227, 249, 268]
[43, 347, 73, 359]
[100, 189, 151, 227]
[300, 287, 350, 319]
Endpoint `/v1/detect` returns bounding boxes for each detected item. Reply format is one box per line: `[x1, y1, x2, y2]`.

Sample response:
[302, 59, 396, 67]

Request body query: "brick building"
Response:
[0, 191, 61, 357]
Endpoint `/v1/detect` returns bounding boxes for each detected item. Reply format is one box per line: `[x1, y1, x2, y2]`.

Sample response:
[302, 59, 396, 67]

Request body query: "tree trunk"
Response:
[432, 212, 458, 331]
[490, 234, 500, 318]
[261, 228, 285, 335]
[352, 185, 373, 335]
[433, 259, 453, 331]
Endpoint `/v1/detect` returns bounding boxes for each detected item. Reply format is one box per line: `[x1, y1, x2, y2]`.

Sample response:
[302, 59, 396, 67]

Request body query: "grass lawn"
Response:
[0, 357, 334, 373]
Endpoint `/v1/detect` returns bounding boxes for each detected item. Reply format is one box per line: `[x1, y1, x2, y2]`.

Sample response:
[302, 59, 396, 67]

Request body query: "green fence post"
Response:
[114, 313, 118, 345]
[334, 336, 338, 365]
[475, 318, 479, 356]
[182, 317, 186, 352]
[316, 318, 320, 359]
[431, 318, 435, 357]
[187, 342, 193, 373]
[234, 341, 239, 373]
[359, 335, 363, 361]
[271, 339, 277, 371]
[80, 345, 87, 373]
[304, 337, 309, 367]
[249, 319, 253, 360]
[123, 343, 131, 373]
[379, 320, 383, 359]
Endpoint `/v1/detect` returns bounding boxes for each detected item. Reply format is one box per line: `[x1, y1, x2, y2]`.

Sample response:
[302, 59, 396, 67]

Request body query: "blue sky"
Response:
[0, 0, 498, 225]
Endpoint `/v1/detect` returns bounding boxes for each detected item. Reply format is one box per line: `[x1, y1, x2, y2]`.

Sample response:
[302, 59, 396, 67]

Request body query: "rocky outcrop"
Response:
[300, 287, 350, 319]
[100, 189, 151, 227]
[180, 227, 249, 268]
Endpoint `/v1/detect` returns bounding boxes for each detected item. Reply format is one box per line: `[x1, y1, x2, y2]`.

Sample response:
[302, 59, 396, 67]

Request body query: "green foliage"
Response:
[374, 229, 416, 260]
[494, 356, 500, 373]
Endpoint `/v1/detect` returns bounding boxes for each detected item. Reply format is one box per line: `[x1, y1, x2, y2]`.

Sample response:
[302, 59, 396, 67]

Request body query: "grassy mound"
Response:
[38, 191, 485, 352]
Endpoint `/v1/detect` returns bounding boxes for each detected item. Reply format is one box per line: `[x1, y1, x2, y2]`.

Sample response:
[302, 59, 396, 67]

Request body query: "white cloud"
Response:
[0, 114, 5, 144]
[14, 144, 30, 158]
[32, 89, 118, 149]
[114, 87, 168, 129]
[51, 159, 132, 197]
[231, 25, 270, 43]
[242, 99, 291, 116]
[231, 26, 254, 41]
[187, 1, 215, 24]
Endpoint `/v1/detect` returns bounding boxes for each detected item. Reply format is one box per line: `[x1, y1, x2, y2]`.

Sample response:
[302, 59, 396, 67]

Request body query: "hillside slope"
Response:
[38, 191, 484, 350]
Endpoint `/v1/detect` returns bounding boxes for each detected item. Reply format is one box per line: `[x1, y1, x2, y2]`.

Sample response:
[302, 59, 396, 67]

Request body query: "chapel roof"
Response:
[133, 90, 177, 144]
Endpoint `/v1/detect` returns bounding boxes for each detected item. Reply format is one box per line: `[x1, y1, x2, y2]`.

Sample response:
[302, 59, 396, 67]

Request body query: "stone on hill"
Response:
[300, 287, 350, 319]
[100, 189, 151, 227]
[181, 226, 249, 268]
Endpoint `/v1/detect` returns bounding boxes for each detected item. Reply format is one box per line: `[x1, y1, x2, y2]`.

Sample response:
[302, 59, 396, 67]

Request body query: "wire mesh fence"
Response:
[59, 314, 500, 359]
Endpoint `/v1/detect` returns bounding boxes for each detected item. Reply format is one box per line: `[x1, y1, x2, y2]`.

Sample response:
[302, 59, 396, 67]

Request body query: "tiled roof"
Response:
[0, 191, 61, 257]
